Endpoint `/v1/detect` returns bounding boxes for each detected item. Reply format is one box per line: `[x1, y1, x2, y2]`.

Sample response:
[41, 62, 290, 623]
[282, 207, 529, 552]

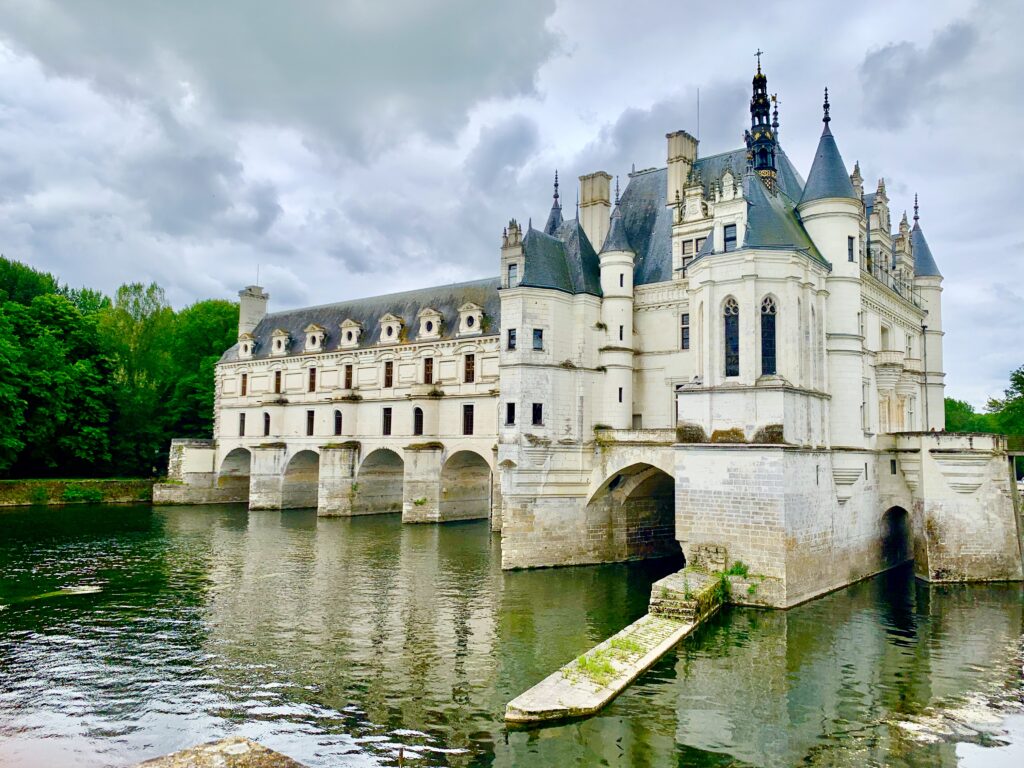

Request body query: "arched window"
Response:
[333, 410, 342, 436]
[761, 297, 777, 376]
[723, 297, 740, 377]
[413, 407, 424, 436]
[263, 412, 271, 437]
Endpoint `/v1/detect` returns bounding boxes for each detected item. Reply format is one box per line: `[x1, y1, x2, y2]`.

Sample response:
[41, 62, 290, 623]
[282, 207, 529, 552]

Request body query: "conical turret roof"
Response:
[911, 198, 941, 277]
[799, 89, 856, 204]
[600, 205, 633, 254]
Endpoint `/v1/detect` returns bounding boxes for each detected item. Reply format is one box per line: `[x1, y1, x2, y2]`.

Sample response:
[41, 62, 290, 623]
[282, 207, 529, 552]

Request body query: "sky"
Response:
[0, 0, 1020, 406]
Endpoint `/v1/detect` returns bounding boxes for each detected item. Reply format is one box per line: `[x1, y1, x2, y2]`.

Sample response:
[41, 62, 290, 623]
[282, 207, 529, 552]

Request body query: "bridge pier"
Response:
[249, 444, 288, 510]
[317, 443, 360, 516]
[402, 443, 444, 523]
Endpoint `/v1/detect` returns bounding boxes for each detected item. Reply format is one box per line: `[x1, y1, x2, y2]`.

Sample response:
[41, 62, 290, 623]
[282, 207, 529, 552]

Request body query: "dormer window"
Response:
[270, 328, 290, 357]
[417, 308, 443, 340]
[238, 332, 255, 359]
[304, 323, 326, 352]
[339, 319, 362, 349]
[457, 302, 484, 336]
[379, 313, 403, 345]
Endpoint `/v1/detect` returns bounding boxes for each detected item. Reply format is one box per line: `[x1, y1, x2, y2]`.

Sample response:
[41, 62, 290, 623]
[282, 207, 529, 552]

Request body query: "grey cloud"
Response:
[571, 81, 748, 179]
[859, 21, 978, 130]
[0, 0, 561, 158]
[465, 115, 541, 193]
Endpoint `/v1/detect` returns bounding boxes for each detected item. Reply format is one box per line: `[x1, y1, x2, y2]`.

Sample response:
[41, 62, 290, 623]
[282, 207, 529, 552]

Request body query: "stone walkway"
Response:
[505, 568, 723, 724]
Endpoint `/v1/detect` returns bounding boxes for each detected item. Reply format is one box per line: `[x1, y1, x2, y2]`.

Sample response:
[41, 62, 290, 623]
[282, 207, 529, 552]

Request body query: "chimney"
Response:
[578, 171, 612, 252]
[238, 285, 269, 337]
[666, 130, 698, 206]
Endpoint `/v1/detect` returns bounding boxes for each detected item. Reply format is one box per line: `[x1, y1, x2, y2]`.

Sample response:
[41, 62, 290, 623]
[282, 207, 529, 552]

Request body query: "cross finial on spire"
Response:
[823, 87, 831, 124]
[614, 175, 620, 205]
[755, 48, 763, 73]
[913, 193, 919, 223]
[771, 93, 779, 130]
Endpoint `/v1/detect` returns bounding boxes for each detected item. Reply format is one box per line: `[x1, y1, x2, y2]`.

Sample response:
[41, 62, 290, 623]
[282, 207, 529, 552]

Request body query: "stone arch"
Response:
[881, 506, 912, 569]
[281, 449, 320, 509]
[587, 463, 681, 561]
[440, 450, 492, 522]
[355, 448, 404, 514]
[218, 447, 251, 501]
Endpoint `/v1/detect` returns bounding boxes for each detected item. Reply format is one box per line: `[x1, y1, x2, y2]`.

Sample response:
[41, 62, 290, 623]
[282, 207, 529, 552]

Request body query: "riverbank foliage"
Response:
[0, 257, 237, 478]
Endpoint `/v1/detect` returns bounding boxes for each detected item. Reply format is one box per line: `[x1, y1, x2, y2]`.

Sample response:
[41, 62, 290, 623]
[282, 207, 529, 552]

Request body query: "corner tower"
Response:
[911, 196, 945, 429]
[797, 88, 863, 448]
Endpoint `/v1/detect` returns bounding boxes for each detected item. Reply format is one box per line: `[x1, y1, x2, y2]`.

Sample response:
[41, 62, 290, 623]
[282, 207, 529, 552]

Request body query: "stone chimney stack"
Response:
[238, 285, 269, 338]
[578, 172, 612, 252]
[666, 129, 699, 205]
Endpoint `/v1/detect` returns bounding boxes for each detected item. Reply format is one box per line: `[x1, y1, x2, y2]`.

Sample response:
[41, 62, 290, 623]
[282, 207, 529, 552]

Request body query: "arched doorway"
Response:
[219, 448, 251, 501]
[881, 506, 912, 569]
[587, 464, 681, 561]
[355, 449, 404, 515]
[281, 450, 320, 509]
[440, 451, 491, 522]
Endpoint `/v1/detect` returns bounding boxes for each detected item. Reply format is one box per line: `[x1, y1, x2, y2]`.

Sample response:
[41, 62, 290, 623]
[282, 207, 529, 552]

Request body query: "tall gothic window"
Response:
[761, 297, 777, 376]
[724, 297, 740, 377]
[263, 412, 270, 436]
[413, 407, 424, 436]
[334, 409, 342, 436]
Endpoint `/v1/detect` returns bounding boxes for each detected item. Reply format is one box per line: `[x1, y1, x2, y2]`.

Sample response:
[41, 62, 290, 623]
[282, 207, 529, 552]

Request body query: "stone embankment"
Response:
[0, 478, 153, 507]
[505, 567, 729, 723]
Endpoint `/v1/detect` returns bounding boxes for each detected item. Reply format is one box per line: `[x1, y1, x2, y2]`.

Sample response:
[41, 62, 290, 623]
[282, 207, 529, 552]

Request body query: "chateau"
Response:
[158, 64, 1023, 607]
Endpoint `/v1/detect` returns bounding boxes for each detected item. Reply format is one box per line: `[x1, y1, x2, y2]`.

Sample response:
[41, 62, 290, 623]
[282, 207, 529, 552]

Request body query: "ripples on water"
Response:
[0, 504, 1021, 767]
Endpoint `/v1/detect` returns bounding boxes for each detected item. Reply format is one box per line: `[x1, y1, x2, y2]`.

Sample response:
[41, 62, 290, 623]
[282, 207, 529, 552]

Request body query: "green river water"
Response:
[0, 504, 1021, 767]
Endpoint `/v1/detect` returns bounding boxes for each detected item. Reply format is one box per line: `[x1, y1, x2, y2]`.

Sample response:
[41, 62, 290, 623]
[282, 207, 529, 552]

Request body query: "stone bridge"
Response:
[156, 436, 500, 527]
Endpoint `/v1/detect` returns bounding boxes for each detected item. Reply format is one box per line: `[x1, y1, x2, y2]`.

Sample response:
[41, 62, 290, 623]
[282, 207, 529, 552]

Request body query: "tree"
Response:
[988, 365, 1024, 437]
[0, 310, 27, 472]
[0, 255, 58, 304]
[166, 299, 238, 439]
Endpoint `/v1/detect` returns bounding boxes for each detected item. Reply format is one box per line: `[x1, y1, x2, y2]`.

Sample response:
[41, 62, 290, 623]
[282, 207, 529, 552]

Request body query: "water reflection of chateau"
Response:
[159, 60, 1024, 608]
[175, 510, 1023, 766]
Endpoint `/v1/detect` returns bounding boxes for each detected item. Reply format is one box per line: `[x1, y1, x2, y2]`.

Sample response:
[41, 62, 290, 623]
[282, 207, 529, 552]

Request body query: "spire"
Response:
[771, 93, 779, 135]
[909, 196, 940, 276]
[600, 201, 632, 254]
[614, 175, 620, 205]
[746, 50, 777, 190]
[543, 169, 564, 235]
[799, 87, 856, 204]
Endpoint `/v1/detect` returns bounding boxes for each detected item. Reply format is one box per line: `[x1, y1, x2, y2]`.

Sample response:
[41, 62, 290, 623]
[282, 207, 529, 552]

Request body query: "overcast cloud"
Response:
[0, 0, 1020, 406]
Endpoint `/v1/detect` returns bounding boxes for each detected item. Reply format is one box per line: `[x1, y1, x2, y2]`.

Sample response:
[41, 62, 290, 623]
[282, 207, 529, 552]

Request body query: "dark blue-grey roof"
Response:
[691, 147, 806, 204]
[600, 205, 632, 254]
[520, 217, 601, 295]
[220, 277, 501, 362]
[616, 168, 673, 284]
[741, 172, 826, 264]
[799, 124, 856, 204]
[911, 222, 941, 277]
[543, 201, 563, 236]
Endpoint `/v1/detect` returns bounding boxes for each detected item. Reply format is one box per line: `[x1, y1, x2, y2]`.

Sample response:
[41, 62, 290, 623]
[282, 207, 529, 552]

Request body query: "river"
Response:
[0, 504, 1021, 767]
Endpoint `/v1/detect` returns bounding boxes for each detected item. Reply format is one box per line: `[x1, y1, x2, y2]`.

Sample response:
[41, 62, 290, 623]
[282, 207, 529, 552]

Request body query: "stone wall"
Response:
[0, 479, 153, 507]
[153, 483, 247, 505]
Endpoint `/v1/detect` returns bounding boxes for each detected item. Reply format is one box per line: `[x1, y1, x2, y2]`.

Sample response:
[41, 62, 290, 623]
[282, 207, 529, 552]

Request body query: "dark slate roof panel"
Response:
[556, 219, 602, 294]
[911, 222, 941, 277]
[799, 124, 856, 203]
[617, 168, 673, 285]
[600, 206, 632, 254]
[742, 172, 826, 265]
[220, 277, 501, 363]
[521, 227, 574, 293]
[544, 202, 564, 236]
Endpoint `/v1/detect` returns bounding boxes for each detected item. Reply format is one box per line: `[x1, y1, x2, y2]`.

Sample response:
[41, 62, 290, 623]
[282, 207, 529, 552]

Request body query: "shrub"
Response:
[62, 485, 104, 504]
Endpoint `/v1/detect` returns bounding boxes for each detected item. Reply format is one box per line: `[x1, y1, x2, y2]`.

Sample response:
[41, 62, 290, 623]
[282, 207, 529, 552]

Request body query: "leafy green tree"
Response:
[166, 299, 238, 438]
[0, 255, 58, 304]
[988, 365, 1024, 437]
[0, 310, 27, 471]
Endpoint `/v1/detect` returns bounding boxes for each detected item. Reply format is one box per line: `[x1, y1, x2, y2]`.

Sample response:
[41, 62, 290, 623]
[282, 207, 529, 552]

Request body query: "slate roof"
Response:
[220, 277, 501, 362]
[520, 217, 602, 295]
[799, 123, 856, 203]
[523, 145, 821, 288]
[911, 221, 941, 277]
[741, 171, 825, 264]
